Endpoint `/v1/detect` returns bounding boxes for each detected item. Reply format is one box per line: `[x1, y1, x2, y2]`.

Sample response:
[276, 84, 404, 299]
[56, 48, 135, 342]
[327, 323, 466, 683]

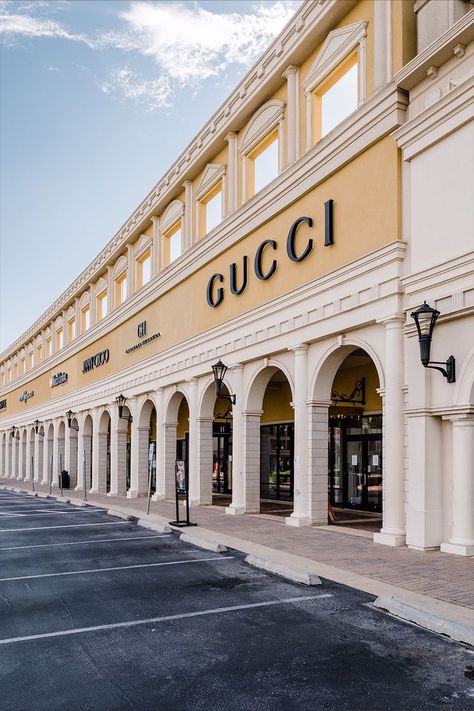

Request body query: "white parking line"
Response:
[0, 509, 104, 517]
[0, 555, 234, 582]
[0, 594, 332, 645]
[0, 521, 129, 533]
[0, 535, 170, 551]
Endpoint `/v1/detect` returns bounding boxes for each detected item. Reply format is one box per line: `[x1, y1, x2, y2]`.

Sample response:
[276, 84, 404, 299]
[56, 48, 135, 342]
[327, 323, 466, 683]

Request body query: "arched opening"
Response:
[328, 348, 382, 531]
[36, 425, 44, 483]
[44, 423, 54, 486]
[212, 384, 233, 501]
[97, 410, 111, 494]
[57, 421, 66, 484]
[12, 430, 20, 479]
[176, 398, 189, 469]
[260, 370, 294, 515]
[83, 415, 93, 491]
[0, 432, 6, 477]
[162, 391, 190, 500]
[69, 418, 78, 489]
[20, 429, 27, 480]
[138, 400, 157, 496]
[114, 405, 131, 495]
[28, 427, 35, 481]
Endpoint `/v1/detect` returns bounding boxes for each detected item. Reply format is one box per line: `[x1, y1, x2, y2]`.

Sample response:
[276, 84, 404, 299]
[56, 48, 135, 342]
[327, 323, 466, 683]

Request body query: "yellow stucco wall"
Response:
[0, 134, 399, 420]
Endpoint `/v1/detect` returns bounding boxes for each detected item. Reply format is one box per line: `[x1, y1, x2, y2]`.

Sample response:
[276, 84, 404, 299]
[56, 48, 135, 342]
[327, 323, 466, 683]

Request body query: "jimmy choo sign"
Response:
[82, 349, 110, 374]
[206, 201, 334, 307]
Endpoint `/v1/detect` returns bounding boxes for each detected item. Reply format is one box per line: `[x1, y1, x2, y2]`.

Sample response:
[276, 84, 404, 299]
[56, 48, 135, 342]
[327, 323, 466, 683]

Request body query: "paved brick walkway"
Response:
[3, 478, 473, 610]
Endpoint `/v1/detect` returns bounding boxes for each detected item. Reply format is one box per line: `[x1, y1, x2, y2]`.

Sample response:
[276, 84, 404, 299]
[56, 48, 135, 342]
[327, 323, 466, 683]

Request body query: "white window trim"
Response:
[303, 20, 367, 150]
[240, 100, 285, 202]
[160, 200, 184, 268]
[194, 163, 226, 235]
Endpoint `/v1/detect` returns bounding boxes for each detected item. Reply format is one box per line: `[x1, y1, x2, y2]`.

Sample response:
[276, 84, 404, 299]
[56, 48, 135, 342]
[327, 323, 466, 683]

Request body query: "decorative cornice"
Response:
[0, 0, 354, 363]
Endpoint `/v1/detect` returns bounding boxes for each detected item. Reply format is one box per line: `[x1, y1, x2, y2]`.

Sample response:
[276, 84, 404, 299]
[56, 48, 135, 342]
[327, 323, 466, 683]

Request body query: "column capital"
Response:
[230, 362, 244, 373]
[306, 399, 331, 408]
[282, 64, 298, 79]
[377, 314, 405, 326]
[182, 179, 192, 189]
[150, 215, 159, 224]
[224, 131, 238, 143]
[289, 343, 308, 354]
[442, 413, 474, 425]
[242, 410, 263, 418]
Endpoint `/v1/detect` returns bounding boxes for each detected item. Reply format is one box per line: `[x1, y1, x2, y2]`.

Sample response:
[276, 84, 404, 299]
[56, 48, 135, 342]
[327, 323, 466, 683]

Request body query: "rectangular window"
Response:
[251, 131, 279, 194]
[203, 186, 222, 235]
[115, 273, 127, 306]
[56, 328, 64, 351]
[317, 55, 358, 138]
[165, 224, 182, 265]
[81, 306, 90, 333]
[97, 291, 108, 321]
[137, 250, 151, 288]
[45, 337, 52, 358]
[67, 318, 76, 342]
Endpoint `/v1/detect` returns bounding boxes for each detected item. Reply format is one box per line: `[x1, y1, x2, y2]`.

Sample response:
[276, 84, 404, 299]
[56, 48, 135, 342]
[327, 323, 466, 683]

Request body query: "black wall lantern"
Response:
[34, 419, 45, 436]
[116, 394, 133, 423]
[10, 425, 19, 439]
[410, 301, 455, 383]
[211, 360, 236, 405]
[65, 410, 79, 431]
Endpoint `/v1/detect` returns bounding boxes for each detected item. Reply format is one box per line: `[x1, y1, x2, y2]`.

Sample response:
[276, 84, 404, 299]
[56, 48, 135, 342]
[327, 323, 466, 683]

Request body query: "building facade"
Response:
[1, 0, 473, 555]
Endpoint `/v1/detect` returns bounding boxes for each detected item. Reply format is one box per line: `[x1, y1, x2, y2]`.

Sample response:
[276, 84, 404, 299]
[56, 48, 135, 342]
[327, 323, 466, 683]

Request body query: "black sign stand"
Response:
[169, 460, 197, 527]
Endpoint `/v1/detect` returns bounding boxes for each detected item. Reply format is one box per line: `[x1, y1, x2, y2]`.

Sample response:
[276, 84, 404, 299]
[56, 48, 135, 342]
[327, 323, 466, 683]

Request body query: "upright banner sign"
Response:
[169, 460, 197, 528]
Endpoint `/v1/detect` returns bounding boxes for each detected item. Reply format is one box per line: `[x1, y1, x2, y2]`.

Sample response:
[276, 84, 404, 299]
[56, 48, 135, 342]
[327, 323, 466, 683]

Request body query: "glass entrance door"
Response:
[345, 434, 382, 511]
[260, 423, 294, 501]
[212, 433, 232, 494]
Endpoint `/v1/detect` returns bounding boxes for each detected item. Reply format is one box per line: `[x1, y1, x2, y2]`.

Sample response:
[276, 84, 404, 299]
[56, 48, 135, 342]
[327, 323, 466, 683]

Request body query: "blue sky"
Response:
[0, 0, 299, 353]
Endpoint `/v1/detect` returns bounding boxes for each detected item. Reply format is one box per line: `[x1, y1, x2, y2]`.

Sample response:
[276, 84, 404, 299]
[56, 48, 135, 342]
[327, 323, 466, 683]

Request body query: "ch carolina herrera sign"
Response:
[82, 349, 109, 374]
[206, 200, 334, 308]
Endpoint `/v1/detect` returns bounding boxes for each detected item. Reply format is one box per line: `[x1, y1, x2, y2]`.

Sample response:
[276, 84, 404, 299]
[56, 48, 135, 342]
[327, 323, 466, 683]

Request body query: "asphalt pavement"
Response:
[0, 490, 473, 711]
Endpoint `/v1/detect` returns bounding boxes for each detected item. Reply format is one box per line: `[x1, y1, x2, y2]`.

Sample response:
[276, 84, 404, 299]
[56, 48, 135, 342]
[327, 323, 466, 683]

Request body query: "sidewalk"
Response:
[2, 478, 473, 643]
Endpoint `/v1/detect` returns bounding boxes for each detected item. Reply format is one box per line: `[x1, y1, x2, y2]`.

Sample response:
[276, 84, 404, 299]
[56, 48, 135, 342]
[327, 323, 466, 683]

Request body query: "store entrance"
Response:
[329, 414, 382, 513]
[212, 423, 232, 495]
[260, 423, 294, 502]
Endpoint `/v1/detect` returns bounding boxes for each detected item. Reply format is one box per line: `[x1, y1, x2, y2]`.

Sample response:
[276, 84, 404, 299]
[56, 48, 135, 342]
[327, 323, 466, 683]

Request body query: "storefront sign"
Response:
[125, 332, 160, 354]
[82, 349, 109, 374]
[213, 422, 231, 436]
[51, 372, 68, 387]
[19, 390, 34, 403]
[0, 399, 7, 411]
[206, 200, 334, 307]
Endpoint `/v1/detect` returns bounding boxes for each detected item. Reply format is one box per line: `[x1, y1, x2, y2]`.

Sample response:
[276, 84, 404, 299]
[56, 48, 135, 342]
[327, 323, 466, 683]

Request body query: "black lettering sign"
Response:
[254, 239, 277, 280]
[82, 349, 109, 374]
[229, 256, 248, 295]
[0, 399, 7, 411]
[51, 372, 68, 387]
[287, 216, 313, 262]
[324, 199, 334, 246]
[206, 273, 224, 307]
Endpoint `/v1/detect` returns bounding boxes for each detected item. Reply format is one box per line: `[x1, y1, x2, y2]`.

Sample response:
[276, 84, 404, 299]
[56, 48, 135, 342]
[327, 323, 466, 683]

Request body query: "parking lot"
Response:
[0, 489, 473, 711]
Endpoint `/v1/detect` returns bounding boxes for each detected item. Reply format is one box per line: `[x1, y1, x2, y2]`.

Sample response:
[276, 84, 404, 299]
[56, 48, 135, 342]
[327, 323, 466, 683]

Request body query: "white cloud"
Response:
[100, 67, 172, 112]
[100, 1, 300, 85]
[0, 8, 92, 46]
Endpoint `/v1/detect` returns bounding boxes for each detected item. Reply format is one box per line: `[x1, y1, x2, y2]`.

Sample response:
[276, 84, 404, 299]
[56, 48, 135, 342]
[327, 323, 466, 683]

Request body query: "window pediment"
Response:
[195, 164, 226, 201]
[113, 255, 128, 277]
[161, 200, 184, 235]
[134, 234, 151, 258]
[240, 100, 285, 155]
[95, 276, 108, 295]
[304, 21, 367, 95]
[79, 291, 90, 309]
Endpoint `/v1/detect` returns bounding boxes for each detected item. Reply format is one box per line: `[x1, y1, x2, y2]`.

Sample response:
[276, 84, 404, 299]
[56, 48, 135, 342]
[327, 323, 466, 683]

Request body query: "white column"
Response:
[193, 416, 213, 506]
[287, 344, 310, 527]
[17, 433, 24, 481]
[107, 266, 114, 313]
[374, 0, 392, 90]
[282, 64, 299, 165]
[127, 244, 135, 298]
[375, 317, 406, 546]
[129, 414, 149, 498]
[182, 180, 193, 249]
[34, 432, 43, 483]
[226, 365, 244, 515]
[152, 388, 166, 501]
[52, 421, 60, 486]
[225, 132, 238, 215]
[92, 427, 108, 494]
[187, 378, 200, 504]
[24, 430, 31, 482]
[441, 415, 474, 557]
[57, 425, 65, 483]
[307, 401, 331, 525]
[41, 423, 51, 485]
[67, 427, 78, 488]
[241, 411, 261, 513]
[151, 216, 160, 275]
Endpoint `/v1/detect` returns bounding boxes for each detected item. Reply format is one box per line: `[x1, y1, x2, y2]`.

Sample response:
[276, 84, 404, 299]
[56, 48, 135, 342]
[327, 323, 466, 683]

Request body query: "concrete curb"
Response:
[138, 518, 172, 534]
[107, 509, 137, 521]
[179, 532, 227, 553]
[245, 554, 322, 586]
[374, 596, 474, 647]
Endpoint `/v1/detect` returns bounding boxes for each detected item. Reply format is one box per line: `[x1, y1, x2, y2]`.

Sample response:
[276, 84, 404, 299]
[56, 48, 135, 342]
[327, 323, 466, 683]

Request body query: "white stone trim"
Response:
[194, 164, 227, 201]
[113, 255, 128, 278]
[240, 100, 286, 156]
[160, 200, 184, 235]
[134, 234, 152, 260]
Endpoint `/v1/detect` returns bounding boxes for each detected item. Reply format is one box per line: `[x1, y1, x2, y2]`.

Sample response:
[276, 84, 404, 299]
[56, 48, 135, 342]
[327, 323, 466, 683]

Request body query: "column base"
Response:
[286, 513, 311, 528]
[374, 529, 406, 547]
[127, 490, 146, 498]
[74, 485, 83, 492]
[440, 541, 474, 557]
[151, 493, 165, 502]
[225, 504, 257, 515]
[41, 479, 48, 486]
